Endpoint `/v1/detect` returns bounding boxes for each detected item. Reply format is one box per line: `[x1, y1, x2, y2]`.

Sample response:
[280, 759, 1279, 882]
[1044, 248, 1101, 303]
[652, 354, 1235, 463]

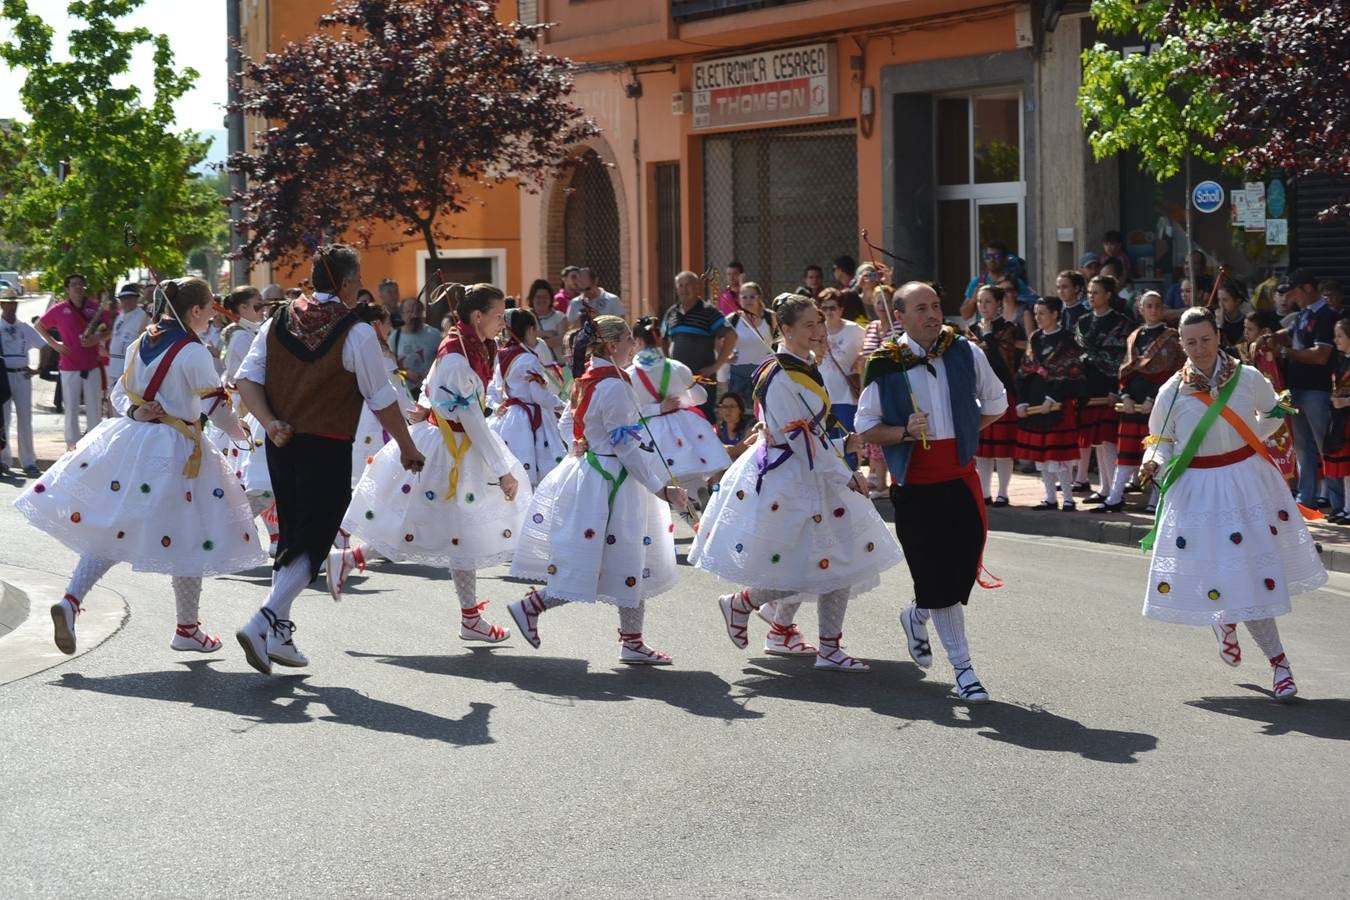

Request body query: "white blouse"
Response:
[1144, 364, 1282, 467]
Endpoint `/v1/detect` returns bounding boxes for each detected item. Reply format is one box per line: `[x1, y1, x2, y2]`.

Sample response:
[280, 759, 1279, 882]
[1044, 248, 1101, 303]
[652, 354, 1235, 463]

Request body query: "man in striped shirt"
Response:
[664, 270, 737, 421]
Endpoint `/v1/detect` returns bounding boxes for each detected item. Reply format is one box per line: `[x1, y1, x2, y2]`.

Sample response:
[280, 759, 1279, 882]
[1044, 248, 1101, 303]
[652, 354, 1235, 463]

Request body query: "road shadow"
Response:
[1188, 685, 1350, 741]
[350, 648, 762, 722]
[52, 659, 494, 746]
[735, 658, 1157, 764]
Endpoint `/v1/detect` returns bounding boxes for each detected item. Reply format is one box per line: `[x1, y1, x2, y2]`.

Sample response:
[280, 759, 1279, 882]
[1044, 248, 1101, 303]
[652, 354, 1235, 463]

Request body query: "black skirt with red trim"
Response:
[1324, 416, 1350, 477]
[1077, 401, 1119, 448]
[1016, 398, 1080, 462]
[976, 406, 1019, 459]
[1116, 413, 1151, 466]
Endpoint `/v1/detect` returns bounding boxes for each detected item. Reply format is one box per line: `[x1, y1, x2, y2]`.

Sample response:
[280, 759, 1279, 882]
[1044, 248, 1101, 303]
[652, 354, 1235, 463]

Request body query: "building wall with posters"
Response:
[236, 0, 524, 302]
[519, 0, 1021, 318]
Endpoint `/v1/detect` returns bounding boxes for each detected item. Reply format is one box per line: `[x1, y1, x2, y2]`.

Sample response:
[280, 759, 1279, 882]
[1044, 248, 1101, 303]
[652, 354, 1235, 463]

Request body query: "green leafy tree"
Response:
[0, 0, 219, 293]
[1077, 0, 1231, 247]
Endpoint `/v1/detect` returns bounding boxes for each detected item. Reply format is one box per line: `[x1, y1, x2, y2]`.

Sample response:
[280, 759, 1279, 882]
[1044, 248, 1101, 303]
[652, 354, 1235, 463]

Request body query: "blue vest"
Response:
[879, 338, 982, 484]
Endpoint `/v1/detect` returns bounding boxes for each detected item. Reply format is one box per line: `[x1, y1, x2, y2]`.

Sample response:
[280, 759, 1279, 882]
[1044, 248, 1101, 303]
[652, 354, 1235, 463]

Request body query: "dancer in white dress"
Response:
[488, 308, 566, 487]
[627, 316, 730, 507]
[690, 295, 903, 670]
[507, 315, 690, 665]
[332, 284, 528, 644]
[1141, 308, 1326, 700]
[15, 277, 265, 655]
[350, 303, 408, 489]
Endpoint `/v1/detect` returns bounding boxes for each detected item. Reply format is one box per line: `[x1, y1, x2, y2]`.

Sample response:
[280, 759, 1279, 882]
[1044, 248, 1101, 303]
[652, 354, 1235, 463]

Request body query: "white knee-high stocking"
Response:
[930, 603, 971, 669]
[1095, 443, 1118, 494]
[1041, 467, 1058, 503]
[65, 556, 115, 602]
[618, 601, 645, 634]
[263, 556, 311, 620]
[171, 576, 202, 625]
[817, 588, 849, 637]
[976, 457, 994, 497]
[1106, 464, 1137, 506]
[1244, 617, 1285, 660]
[771, 601, 802, 626]
[995, 458, 1012, 498]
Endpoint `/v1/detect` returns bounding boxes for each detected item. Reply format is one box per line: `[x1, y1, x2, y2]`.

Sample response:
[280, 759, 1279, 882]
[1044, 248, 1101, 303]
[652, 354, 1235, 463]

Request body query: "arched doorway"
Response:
[563, 150, 622, 299]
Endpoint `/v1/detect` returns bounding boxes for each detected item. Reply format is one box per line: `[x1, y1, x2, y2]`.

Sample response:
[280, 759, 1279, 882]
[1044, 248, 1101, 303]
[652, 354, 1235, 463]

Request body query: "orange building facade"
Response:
[522, 0, 1034, 315]
[236, 0, 526, 299]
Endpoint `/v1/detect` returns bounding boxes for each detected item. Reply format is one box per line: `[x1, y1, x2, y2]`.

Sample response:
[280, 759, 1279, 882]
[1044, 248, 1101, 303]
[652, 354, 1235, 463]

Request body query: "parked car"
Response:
[0, 272, 22, 296]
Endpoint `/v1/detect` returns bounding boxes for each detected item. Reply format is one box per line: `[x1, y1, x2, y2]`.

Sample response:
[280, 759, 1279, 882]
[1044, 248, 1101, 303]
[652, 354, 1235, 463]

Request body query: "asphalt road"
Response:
[1, 480, 1347, 899]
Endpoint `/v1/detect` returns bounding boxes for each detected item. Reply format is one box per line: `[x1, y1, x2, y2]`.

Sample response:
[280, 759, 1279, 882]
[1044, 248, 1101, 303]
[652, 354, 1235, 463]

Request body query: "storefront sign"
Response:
[692, 43, 836, 130]
[1192, 180, 1225, 214]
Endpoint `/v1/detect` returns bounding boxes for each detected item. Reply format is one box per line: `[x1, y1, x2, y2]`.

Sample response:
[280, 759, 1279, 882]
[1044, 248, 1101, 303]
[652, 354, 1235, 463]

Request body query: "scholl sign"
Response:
[1192, 180, 1225, 214]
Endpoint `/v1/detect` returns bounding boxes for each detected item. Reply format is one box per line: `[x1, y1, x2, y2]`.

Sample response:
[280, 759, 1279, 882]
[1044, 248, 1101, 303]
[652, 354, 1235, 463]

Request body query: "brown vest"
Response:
[263, 302, 364, 439]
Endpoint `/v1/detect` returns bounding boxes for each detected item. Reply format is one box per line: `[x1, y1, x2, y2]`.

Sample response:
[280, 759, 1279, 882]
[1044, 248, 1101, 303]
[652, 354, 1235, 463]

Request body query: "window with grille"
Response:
[702, 121, 857, 298]
[563, 150, 623, 300]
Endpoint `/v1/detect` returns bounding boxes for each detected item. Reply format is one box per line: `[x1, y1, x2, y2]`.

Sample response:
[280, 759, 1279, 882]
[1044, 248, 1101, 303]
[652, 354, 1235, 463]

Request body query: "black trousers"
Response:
[890, 478, 985, 609]
[266, 433, 353, 581]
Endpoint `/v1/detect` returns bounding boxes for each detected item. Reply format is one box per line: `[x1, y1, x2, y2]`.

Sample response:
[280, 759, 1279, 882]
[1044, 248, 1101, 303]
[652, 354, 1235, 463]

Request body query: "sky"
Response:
[0, 0, 229, 164]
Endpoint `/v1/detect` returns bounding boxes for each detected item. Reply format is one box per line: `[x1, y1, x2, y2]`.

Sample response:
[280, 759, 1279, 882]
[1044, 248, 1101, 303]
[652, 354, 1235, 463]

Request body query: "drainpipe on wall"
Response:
[226, 0, 245, 286]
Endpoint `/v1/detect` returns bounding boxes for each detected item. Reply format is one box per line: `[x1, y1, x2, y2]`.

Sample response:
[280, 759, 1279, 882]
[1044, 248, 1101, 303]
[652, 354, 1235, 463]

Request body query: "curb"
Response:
[0, 565, 129, 686]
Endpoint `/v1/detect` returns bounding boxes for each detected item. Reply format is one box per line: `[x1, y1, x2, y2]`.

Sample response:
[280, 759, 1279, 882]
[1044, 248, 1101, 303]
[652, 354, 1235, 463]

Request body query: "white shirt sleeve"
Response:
[1143, 377, 1181, 468]
[19, 322, 44, 351]
[1247, 365, 1284, 441]
[597, 379, 668, 494]
[855, 381, 884, 433]
[972, 344, 1010, 418]
[235, 318, 272, 386]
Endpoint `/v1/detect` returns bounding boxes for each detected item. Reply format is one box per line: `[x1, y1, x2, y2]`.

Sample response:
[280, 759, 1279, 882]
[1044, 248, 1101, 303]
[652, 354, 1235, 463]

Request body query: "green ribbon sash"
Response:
[1140, 372, 1240, 551]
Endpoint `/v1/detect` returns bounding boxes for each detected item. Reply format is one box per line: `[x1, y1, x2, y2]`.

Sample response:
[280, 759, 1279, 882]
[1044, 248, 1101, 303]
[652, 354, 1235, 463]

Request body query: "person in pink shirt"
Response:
[38, 273, 112, 449]
[552, 265, 582, 314]
[717, 260, 745, 316]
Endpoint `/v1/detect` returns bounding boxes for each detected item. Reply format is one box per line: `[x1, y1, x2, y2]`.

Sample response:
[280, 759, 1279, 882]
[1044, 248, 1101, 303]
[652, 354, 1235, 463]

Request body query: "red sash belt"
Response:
[1187, 445, 1255, 469]
[427, 411, 465, 433]
[902, 438, 1002, 589]
[500, 397, 543, 430]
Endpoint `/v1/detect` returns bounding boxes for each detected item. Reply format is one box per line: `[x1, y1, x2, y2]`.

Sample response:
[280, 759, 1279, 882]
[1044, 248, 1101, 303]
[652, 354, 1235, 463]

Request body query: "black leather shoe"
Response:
[1092, 501, 1125, 513]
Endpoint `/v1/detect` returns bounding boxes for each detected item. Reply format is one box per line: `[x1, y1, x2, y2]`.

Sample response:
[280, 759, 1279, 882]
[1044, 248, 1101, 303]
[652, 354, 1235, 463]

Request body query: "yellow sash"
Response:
[431, 414, 471, 501]
[783, 367, 831, 416]
[121, 339, 204, 479]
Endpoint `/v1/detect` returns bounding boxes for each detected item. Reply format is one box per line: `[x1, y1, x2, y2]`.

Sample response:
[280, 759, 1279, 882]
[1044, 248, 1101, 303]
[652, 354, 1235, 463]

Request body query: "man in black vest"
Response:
[857, 282, 1007, 703]
[234, 244, 424, 675]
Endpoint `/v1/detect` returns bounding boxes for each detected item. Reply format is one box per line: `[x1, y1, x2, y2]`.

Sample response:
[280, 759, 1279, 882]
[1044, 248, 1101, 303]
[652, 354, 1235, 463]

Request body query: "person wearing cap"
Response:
[106, 284, 149, 389]
[1077, 251, 1102, 282]
[1257, 268, 1341, 512]
[961, 241, 1032, 321]
[0, 287, 43, 476]
[36, 273, 113, 450]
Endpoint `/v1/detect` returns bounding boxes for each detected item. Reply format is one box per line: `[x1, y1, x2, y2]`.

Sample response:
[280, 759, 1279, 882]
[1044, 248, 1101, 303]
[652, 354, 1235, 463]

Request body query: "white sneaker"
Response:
[236, 609, 273, 675]
[326, 547, 364, 602]
[763, 622, 817, 657]
[814, 636, 869, 672]
[50, 595, 80, 655]
[899, 607, 933, 669]
[265, 612, 309, 667]
[171, 622, 222, 653]
[619, 630, 673, 665]
[953, 665, 990, 704]
[460, 601, 510, 643]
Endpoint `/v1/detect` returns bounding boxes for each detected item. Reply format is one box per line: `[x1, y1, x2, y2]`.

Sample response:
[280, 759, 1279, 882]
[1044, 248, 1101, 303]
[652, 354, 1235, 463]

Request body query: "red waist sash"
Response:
[1187, 445, 1255, 469]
